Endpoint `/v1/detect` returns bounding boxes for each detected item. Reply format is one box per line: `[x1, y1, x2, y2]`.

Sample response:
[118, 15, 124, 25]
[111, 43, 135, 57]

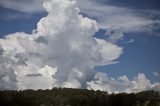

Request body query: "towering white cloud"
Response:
[0, 0, 122, 90]
[0, 0, 159, 93]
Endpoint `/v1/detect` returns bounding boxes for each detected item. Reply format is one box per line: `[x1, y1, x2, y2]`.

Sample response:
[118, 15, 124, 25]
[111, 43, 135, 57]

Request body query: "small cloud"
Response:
[105, 27, 124, 43]
[126, 38, 135, 43]
[153, 71, 159, 77]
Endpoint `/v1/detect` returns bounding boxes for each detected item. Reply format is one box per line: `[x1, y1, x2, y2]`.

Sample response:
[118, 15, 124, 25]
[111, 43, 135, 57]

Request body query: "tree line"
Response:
[0, 88, 160, 106]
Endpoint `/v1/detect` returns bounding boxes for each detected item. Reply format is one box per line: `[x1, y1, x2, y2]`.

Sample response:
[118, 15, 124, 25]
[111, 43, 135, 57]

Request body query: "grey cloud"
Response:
[0, 45, 4, 55]
[26, 73, 42, 77]
[152, 83, 160, 92]
[35, 36, 49, 44]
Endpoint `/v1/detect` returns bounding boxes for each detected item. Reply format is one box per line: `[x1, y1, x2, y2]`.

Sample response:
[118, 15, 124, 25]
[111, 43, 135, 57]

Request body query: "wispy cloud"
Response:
[0, 12, 32, 21]
[0, 0, 44, 13]
[1, 0, 159, 38]
[77, 0, 160, 32]
[76, 0, 160, 42]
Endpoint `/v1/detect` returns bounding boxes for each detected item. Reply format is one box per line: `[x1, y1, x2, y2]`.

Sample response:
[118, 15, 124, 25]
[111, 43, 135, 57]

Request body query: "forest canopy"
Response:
[0, 88, 160, 106]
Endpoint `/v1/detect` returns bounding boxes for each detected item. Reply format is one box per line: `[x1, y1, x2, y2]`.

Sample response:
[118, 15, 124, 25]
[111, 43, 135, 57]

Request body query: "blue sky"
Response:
[95, 31, 160, 83]
[96, 0, 160, 10]
[0, 0, 160, 91]
[0, 7, 47, 37]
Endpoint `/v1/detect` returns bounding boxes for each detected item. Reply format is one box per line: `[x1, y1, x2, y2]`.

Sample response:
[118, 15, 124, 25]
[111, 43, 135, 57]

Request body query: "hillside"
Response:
[0, 88, 160, 106]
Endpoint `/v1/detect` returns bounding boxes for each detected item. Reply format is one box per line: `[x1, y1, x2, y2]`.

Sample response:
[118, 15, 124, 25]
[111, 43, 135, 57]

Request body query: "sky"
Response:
[0, 0, 160, 93]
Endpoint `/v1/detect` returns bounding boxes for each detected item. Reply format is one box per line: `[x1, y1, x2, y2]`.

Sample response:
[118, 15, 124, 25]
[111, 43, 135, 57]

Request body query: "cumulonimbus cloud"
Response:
[0, 0, 159, 93]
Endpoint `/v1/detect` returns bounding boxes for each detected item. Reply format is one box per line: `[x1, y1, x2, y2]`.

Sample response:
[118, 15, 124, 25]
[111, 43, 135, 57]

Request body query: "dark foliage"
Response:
[0, 88, 159, 106]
